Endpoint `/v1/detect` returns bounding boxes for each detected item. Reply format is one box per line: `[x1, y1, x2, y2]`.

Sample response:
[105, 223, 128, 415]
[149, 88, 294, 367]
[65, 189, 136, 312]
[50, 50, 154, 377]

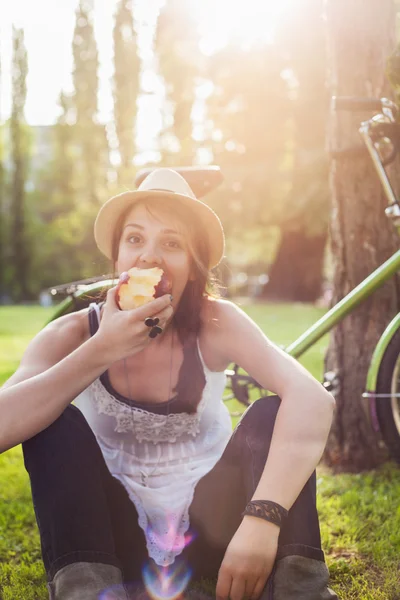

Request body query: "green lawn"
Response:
[0, 303, 399, 599]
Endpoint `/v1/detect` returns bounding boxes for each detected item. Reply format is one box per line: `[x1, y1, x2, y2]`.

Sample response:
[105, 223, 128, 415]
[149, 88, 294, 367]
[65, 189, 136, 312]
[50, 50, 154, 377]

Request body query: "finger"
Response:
[104, 286, 119, 309]
[216, 569, 232, 600]
[132, 294, 172, 319]
[230, 576, 247, 600]
[250, 577, 268, 600]
[146, 305, 174, 326]
[245, 578, 257, 600]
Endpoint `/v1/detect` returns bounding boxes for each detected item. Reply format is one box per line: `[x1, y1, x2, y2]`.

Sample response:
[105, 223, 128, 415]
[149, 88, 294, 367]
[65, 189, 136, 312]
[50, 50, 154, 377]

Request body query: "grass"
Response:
[0, 302, 399, 599]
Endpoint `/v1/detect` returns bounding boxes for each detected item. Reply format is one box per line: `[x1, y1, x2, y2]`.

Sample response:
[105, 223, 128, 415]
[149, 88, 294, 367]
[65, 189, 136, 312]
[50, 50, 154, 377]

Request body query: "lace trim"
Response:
[112, 473, 196, 566]
[90, 378, 209, 443]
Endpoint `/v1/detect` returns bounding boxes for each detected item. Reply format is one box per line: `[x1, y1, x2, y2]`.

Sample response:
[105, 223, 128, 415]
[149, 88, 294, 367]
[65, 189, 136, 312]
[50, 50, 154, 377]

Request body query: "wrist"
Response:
[90, 334, 118, 367]
[242, 499, 288, 530]
[243, 514, 281, 534]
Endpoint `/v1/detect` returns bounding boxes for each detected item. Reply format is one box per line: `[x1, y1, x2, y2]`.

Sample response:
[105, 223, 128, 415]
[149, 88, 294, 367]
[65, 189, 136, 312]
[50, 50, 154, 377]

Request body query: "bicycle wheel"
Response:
[376, 326, 400, 463]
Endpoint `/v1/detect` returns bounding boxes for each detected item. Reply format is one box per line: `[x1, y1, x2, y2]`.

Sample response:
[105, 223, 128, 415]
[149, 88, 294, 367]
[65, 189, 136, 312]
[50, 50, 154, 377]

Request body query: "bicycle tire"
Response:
[376, 326, 400, 464]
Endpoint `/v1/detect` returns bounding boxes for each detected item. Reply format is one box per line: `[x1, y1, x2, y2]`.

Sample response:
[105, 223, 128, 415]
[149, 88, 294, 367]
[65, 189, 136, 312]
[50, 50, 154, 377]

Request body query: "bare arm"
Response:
[0, 311, 111, 454]
[211, 299, 335, 510]
[0, 287, 174, 454]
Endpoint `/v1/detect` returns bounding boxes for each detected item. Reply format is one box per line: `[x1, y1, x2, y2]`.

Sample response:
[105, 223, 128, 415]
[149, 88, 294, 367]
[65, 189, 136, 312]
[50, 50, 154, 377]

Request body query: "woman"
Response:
[0, 168, 338, 600]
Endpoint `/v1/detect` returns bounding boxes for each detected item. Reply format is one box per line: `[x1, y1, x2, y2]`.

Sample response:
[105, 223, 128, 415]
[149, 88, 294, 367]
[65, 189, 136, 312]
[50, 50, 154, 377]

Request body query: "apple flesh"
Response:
[116, 267, 172, 310]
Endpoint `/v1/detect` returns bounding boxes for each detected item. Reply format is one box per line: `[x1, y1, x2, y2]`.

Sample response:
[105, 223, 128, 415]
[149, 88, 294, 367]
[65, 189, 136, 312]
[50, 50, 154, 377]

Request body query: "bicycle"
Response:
[45, 98, 400, 462]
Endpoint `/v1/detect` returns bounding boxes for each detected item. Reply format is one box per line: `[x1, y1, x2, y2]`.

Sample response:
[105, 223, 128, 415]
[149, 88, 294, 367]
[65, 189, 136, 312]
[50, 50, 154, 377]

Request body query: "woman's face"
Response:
[116, 203, 193, 308]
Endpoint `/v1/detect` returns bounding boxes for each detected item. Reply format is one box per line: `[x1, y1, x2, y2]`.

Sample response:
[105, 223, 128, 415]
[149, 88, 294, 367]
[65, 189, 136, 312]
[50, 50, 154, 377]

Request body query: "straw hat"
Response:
[94, 168, 225, 269]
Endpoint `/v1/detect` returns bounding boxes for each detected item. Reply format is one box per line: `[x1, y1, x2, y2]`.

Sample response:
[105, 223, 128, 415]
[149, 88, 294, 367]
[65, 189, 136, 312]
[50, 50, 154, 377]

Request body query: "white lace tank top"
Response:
[73, 302, 233, 566]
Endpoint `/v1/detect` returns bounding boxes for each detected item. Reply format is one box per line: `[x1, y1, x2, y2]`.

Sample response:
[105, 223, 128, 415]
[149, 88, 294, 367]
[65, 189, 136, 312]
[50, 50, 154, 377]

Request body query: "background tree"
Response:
[265, 0, 329, 302]
[71, 0, 110, 278]
[200, 5, 329, 299]
[28, 92, 84, 292]
[204, 41, 289, 271]
[0, 49, 5, 303]
[324, 0, 400, 471]
[72, 0, 101, 206]
[113, 0, 140, 187]
[9, 26, 31, 303]
[154, 0, 202, 165]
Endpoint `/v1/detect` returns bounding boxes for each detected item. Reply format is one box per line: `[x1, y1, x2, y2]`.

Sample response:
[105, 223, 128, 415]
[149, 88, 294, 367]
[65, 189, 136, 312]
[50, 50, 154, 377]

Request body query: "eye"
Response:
[165, 239, 182, 249]
[127, 234, 142, 244]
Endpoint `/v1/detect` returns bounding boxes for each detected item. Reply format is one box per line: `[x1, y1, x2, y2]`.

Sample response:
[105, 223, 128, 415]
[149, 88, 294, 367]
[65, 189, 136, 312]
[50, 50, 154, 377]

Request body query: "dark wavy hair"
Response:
[103, 196, 222, 344]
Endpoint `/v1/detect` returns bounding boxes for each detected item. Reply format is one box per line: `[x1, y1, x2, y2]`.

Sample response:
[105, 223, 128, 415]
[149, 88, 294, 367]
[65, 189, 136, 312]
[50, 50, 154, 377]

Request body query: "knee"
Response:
[240, 395, 281, 437]
[231, 395, 282, 465]
[22, 404, 96, 466]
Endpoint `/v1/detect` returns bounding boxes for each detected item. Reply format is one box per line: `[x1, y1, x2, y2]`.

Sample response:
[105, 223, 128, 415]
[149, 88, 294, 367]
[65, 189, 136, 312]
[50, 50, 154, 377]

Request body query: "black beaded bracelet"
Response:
[242, 499, 289, 528]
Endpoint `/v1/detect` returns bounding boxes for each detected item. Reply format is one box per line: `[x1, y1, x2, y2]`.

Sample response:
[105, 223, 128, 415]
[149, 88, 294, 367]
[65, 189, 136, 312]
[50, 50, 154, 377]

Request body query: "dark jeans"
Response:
[22, 395, 324, 588]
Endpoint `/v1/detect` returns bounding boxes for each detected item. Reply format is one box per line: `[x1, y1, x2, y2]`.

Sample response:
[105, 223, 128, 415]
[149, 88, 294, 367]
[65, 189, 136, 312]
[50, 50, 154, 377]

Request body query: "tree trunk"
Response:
[324, 0, 400, 471]
[10, 121, 29, 303]
[266, 0, 329, 302]
[265, 229, 327, 302]
[10, 28, 29, 303]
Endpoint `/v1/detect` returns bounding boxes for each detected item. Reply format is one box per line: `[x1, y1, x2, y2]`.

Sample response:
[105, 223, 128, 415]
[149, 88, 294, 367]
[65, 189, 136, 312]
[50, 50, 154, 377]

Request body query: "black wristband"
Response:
[242, 499, 289, 528]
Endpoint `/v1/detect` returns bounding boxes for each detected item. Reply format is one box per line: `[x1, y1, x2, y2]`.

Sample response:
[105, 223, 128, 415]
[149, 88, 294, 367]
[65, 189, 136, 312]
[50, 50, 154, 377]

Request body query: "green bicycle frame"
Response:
[284, 249, 400, 430]
[284, 249, 400, 360]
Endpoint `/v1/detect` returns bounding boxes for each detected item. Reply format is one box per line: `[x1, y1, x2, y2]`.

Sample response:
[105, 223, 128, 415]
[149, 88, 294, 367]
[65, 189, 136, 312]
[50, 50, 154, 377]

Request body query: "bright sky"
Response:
[0, 0, 296, 157]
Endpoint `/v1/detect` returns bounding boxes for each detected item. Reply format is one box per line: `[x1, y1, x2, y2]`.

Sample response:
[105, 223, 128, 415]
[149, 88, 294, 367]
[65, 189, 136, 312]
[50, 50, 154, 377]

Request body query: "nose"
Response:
[138, 241, 162, 267]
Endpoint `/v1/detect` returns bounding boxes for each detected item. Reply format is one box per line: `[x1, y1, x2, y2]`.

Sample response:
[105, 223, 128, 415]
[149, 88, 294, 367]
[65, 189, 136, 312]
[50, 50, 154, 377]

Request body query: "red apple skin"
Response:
[154, 273, 172, 297]
[115, 272, 130, 310]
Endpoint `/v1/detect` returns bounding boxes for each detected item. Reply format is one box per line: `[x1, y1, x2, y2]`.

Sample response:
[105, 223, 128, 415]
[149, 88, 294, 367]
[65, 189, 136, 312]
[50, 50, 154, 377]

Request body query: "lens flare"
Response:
[143, 560, 192, 600]
[98, 584, 131, 600]
[146, 517, 196, 554]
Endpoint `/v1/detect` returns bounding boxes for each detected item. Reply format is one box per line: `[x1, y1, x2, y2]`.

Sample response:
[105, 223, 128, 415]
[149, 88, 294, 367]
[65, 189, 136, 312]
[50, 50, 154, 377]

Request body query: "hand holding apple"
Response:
[94, 283, 174, 364]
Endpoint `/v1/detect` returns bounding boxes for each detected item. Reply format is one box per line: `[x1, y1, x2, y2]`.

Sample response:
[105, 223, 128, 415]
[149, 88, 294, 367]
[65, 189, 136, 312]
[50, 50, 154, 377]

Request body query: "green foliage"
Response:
[205, 0, 329, 246]
[9, 27, 32, 302]
[26, 2, 112, 290]
[0, 118, 7, 301]
[154, 0, 202, 164]
[72, 1, 109, 208]
[386, 43, 400, 106]
[72, 2, 99, 125]
[113, 0, 140, 186]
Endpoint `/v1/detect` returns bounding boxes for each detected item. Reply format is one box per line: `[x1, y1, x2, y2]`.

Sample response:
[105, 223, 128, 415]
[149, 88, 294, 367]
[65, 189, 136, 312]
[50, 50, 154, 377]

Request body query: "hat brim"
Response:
[94, 189, 225, 269]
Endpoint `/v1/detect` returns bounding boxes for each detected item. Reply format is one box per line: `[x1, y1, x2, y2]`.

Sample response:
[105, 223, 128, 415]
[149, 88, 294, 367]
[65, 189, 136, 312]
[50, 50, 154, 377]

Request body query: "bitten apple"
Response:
[116, 267, 172, 310]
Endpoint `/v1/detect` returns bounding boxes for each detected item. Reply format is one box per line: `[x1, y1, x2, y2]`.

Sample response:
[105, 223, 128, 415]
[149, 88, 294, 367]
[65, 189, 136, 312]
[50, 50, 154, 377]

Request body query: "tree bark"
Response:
[325, 0, 400, 471]
[265, 229, 327, 302]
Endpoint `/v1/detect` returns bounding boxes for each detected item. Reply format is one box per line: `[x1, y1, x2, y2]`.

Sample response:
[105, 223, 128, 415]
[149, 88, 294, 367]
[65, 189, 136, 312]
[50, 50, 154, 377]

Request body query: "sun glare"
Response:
[189, 0, 297, 53]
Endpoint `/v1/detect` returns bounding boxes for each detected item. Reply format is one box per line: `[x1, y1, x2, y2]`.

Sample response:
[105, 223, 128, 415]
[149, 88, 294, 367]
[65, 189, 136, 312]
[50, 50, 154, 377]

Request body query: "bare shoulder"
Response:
[200, 295, 249, 331]
[197, 297, 249, 370]
[199, 295, 275, 366]
[1, 308, 89, 390]
[201, 296, 332, 401]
